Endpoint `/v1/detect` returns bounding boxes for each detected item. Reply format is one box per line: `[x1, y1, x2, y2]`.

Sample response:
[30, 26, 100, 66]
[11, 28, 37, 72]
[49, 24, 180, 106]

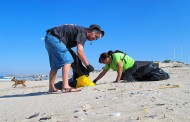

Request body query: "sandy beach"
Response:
[0, 63, 190, 122]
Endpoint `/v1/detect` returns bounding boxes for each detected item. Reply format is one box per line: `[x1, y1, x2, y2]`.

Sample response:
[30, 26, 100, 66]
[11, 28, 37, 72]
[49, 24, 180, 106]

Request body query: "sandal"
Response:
[48, 90, 59, 94]
[62, 87, 81, 93]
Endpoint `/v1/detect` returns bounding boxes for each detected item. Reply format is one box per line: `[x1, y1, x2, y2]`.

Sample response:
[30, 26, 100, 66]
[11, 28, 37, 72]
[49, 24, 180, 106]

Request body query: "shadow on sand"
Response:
[0, 91, 50, 98]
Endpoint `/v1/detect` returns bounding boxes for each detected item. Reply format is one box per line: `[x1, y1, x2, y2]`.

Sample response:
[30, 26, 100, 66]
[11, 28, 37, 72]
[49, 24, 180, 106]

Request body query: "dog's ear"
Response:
[11, 77, 16, 81]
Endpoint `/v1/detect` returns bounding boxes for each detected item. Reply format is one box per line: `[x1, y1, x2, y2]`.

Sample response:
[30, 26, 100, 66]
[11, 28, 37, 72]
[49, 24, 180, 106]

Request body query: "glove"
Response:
[93, 79, 97, 83]
[86, 64, 94, 72]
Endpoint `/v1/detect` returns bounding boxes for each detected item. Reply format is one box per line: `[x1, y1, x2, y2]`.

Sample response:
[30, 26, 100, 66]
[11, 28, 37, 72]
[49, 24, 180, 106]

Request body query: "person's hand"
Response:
[93, 79, 97, 83]
[113, 80, 120, 83]
[86, 64, 94, 72]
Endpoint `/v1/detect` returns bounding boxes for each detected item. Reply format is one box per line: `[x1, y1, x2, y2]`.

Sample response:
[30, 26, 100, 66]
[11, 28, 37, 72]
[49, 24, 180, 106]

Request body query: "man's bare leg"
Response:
[49, 69, 58, 92]
[61, 64, 81, 93]
[62, 64, 71, 89]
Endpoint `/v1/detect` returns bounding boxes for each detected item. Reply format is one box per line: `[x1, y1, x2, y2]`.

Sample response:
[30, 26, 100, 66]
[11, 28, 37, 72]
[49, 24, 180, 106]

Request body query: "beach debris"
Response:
[182, 102, 189, 106]
[129, 91, 142, 97]
[93, 88, 101, 91]
[147, 89, 154, 91]
[28, 113, 39, 119]
[158, 84, 179, 89]
[110, 112, 121, 117]
[73, 110, 80, 113]
[39, 116, 51, 121]
[84, 113, 89, 115]
[155, 103, 165, 106]
[80, 104, 92, 110]
[166, 83, 171, 86]
[144, 114, 158, 119]
[74, 116, 79, 118]
[107, 88, 116, 90]
[166, 107, 174, 111]
[80, 118, 84, 120]
[184, 91, 189, 93]
[127, 116, 140, 121]
[119, 89, 126, 93]
[143, 108, 149, 113]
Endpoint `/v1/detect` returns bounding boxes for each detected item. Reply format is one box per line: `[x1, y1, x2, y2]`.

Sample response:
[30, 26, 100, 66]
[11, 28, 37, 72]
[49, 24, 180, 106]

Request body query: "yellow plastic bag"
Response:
[76, 75, 95, 88]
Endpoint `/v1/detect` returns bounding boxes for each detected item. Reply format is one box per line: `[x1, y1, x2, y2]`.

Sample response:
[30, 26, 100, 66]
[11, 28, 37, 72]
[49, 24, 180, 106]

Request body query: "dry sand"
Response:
[0, 63, 190, 122]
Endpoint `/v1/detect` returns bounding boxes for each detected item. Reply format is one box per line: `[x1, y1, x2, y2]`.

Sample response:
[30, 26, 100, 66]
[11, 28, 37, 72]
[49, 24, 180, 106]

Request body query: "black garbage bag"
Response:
[133, 63, 170, 81]
[54, 49, 90, 89]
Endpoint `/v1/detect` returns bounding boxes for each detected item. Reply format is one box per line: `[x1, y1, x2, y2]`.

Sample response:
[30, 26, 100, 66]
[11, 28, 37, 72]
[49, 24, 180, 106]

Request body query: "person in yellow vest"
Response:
[93, 50, 137, 83]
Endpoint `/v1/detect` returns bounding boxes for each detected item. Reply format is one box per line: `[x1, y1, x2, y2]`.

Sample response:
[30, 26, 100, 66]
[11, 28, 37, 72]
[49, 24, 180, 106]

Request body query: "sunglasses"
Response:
[92, 30, 102, 40]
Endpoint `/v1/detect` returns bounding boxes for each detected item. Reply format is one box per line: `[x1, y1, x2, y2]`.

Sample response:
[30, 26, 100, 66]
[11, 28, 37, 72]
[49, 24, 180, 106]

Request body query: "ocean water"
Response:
[0, 76, 48, 81]
[0, 76, 13, 81]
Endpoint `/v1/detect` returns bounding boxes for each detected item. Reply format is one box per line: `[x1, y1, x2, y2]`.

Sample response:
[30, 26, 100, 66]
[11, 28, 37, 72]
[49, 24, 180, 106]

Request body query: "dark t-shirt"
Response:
[48, 24, 87, 48]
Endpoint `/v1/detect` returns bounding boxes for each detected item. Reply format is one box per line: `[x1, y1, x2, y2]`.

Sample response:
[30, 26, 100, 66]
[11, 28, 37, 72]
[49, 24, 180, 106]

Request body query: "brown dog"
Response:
[11, 77, 26, 87]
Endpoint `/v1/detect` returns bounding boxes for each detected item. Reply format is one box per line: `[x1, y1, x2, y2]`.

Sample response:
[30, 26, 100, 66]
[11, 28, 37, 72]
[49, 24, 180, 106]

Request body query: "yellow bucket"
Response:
[76, 75, 95, 88]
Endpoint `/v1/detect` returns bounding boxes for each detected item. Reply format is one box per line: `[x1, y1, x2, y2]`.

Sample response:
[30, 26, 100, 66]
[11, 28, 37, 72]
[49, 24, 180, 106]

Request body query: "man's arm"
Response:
[76, 43, 89, 66]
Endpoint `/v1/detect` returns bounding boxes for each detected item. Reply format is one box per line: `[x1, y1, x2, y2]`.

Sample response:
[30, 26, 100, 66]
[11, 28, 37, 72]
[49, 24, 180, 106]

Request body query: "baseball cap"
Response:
[89, 24, 105, 37]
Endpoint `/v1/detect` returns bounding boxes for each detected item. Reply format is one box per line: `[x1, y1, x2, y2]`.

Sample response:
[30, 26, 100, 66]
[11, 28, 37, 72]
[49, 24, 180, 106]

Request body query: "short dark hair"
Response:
[99, 52, 109, 63]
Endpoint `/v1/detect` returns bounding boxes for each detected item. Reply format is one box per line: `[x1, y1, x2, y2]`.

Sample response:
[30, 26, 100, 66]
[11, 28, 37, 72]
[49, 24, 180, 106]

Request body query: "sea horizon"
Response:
[0, 74, 49, 81]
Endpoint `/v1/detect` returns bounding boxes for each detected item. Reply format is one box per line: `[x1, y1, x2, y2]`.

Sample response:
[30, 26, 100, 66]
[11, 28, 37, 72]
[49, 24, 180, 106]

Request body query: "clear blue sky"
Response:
[0, 0, 190, 75]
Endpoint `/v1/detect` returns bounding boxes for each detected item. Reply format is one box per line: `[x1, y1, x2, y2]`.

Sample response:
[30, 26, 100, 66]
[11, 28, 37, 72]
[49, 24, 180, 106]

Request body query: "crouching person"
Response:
[93, 50, 137, 83]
